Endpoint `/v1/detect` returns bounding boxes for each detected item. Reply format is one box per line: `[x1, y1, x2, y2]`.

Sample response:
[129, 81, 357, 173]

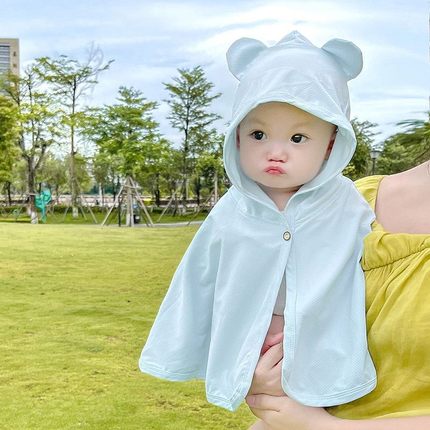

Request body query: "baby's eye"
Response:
[251, 130, 266, 141]
[290, 134, 308, 144]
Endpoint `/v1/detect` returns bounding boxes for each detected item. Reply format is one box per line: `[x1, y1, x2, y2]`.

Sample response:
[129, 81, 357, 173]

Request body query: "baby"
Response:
[139, 31, 376, 411]
[241, 102, 337, 356]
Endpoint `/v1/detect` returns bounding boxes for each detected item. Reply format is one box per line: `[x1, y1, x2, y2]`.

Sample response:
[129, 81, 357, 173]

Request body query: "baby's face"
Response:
[237, 102, 336, 194]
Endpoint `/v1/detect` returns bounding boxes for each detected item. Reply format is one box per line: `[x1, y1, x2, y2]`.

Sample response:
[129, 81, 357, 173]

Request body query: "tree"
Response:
[83, 86, 163, 225]
[153, 148, 185, 214]
[192, 129, 225, 204]
[65, 153, 91, 194]
[92, 151, 125, 205]
[0, 67, 60, 222]
[195, 151, 225, 204]
[377, 113, 430, 175]
[343, 118, 379, 180]
[135, 137, 173, 207]
[36, 47, 113, 217]
[85, 86, 161, 175]
[164, 66, 221, 203]
[92, 152, 118, 206]
[0, 94, 20, 204]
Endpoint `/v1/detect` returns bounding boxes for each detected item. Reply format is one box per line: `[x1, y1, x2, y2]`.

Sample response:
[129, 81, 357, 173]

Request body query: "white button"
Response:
[283, 231, 291, 241]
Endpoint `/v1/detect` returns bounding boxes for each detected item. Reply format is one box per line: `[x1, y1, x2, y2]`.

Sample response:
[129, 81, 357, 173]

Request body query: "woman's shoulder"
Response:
[354, 175, 385, 210]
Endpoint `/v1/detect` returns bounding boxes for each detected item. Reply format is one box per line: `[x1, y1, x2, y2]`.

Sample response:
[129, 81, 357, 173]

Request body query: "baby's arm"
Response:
[248, 314, 284, 398]
[260, 314, 284, 355]
[260, 276, 286, 355]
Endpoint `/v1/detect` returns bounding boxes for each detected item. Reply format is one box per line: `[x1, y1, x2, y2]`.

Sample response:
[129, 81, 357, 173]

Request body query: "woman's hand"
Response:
[247, 395, 430, 430]
[246, 394, 340, 430]
[248, 342, 284, 397]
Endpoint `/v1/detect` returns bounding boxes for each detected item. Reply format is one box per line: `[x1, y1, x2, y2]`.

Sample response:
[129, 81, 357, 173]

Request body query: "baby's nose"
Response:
[267, 141, 288, 161]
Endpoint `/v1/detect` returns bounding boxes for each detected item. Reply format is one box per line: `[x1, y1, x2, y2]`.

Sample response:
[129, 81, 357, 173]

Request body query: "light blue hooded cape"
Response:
[139, 31, 376, 411]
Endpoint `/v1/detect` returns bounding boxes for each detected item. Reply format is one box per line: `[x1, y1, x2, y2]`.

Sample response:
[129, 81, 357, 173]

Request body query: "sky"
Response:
[1, 0, 429, 148]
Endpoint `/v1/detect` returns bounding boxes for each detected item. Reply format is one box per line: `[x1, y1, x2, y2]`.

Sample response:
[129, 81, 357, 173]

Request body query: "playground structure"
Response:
[61, 193, 98, 224]
[35, 189, 52, 223]
[101, 176, 154, 227]
[156, 172, 220, 224]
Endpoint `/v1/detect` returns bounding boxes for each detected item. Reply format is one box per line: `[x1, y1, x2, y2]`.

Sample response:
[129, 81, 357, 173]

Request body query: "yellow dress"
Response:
[330, 175, 430, 419]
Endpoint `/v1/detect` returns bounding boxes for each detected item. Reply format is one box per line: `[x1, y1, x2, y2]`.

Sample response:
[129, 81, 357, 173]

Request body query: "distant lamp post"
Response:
[370, 148, 382, 175]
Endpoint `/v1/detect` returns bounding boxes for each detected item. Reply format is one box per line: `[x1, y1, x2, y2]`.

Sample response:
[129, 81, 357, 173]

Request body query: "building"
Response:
[0, 38, 20, 76]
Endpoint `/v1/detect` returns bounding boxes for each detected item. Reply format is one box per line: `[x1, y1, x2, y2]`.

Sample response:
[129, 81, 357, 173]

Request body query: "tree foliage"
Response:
[65, 153, 91, 193]
[92, 151, 123, 201]
[38, 154, 67, 200]
[377, 113, 430, 175]
[192, 129, 226, 203]
[36, 47, 113, 211]
[0, 94, 20, 184]
[0, 66, 60, 221]
[343, 118, 379, 180]
[84, 86, 164, 178]
[164, 66, 221, 199]
[4, 47, 429, 218]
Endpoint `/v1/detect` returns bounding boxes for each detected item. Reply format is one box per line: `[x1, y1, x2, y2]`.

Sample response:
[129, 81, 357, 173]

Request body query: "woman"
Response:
[246, 161, 430, 429]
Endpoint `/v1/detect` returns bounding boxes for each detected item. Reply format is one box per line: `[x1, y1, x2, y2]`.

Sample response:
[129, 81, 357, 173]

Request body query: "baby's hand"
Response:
[261, 314, 284, 355]
[249, 342, 284, 396]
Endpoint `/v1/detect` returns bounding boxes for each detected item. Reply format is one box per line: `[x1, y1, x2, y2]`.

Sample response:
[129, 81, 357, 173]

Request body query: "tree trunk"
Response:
[155, 189, 161, 208]
[55, 185, 60, 204]
[195, 176, 201, 206]
[181, 177, 187, 211]
[181, 128, 189, 209]
[5, 182, 12, 206]
[112, 177, 120, 204]
[155, 173, 161, 207]
[99, 183, 105, 207]
[125, 177, 134, 227]
[173, 192, 179, 216]
[27, 159, 38, 224]
[70, 104, 78, 217]
[99, 183, 103, 206]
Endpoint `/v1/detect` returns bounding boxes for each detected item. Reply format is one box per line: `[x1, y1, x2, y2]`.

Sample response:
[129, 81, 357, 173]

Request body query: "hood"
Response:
[223, 31, 363, 210]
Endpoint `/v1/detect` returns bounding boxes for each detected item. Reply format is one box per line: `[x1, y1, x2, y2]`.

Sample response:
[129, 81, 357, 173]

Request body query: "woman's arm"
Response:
[246, 394, 430, 430]
[247, 346, 430, 430]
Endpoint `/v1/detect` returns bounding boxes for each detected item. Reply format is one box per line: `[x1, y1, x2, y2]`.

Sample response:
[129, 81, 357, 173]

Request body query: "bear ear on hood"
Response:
[226, 37, 267, 80]
[321, 38, 363, 80]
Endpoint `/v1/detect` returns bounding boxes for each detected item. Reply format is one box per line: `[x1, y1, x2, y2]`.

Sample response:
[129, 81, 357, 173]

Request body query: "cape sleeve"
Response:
[139, 216, 221, 381]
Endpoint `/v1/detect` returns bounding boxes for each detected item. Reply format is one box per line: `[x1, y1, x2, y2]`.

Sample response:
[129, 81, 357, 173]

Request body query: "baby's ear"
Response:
[321, 38, 363, 80]
[226, 37, 266, 80]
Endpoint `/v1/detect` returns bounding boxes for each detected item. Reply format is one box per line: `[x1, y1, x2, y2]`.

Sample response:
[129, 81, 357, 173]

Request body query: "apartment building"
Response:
[0, 38, 20, 76]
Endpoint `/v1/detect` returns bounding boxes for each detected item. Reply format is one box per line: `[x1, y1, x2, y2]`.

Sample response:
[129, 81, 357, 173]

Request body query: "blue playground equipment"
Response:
[35, 189, 52, 223]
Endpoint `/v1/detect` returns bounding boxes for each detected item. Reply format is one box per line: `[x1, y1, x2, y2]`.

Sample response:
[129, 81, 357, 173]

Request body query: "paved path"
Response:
[105, 220, 204, 228]
[140, 220, 204, 228]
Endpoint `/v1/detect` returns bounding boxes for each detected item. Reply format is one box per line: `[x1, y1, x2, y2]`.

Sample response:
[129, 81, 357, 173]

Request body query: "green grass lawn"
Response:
[0, 224, 255, 429]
